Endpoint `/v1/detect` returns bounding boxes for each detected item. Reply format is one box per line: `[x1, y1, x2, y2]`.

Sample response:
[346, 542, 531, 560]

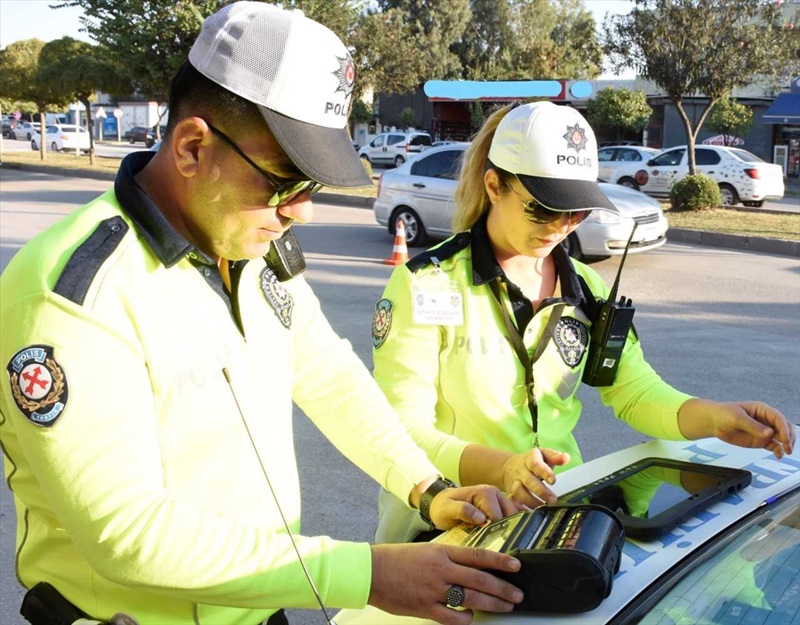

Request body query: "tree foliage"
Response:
[706, 97, 754, 145]
[603, 0, 799, 173]
[53, 0, 227, 104]
[453, 0, 603, 80]
[587, 87, 652, 141]
[0, 38, 73, 160]
[37, 37, 129, 163]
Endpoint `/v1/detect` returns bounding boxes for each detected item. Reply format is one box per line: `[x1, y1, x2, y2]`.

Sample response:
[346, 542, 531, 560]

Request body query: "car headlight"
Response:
[587, 209, 627, 224]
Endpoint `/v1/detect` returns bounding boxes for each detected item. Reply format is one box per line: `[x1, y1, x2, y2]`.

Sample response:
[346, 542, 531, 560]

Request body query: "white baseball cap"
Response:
[188, 1, 371, 188]
[488, 102, 618, 214]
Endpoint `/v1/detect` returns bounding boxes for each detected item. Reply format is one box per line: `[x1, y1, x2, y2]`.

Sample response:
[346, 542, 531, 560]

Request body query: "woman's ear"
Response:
[484, 168, 504, 205]
[172, 117, 212, 179]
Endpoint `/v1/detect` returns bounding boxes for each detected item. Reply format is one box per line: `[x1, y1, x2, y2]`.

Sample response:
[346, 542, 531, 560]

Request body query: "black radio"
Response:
[437, 504, 625, 613]
[582, 223, 637, 387]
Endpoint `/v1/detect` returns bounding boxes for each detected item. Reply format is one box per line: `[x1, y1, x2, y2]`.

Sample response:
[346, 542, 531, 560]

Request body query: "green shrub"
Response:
[670, 174, 722, 212]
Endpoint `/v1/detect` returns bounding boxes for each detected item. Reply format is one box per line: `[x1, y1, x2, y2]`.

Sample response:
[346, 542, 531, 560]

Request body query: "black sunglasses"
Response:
[207, 124, 322, 207]
[503, 180, 589, 225]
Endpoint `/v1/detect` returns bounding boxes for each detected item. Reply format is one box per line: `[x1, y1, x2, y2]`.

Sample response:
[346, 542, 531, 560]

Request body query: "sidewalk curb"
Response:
[667, 228, 799, 258]
[3, 162, 797, 258]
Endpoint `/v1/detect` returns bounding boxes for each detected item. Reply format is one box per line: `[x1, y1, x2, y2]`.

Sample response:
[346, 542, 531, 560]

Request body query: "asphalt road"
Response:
[1, 136, 148, 159]
[1, 169, 798, 625]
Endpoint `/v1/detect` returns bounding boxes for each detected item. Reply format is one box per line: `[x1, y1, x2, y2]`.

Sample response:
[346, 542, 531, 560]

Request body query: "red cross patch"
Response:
[7, 345, 69, 426]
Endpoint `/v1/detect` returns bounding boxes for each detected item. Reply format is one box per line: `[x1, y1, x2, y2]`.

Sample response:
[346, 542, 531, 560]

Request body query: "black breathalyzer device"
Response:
[582, 224, 637, 387]
[265, 228, 307, 282]
[438, 504, 625, 613]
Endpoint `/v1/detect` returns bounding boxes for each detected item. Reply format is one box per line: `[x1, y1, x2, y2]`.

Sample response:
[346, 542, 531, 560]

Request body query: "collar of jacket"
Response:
[114, 151, 215, 269]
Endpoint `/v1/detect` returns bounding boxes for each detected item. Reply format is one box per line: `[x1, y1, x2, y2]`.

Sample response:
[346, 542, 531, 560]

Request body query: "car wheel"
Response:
[129, 137, 135, 144]
[390, 207, 427, 247]
[742, 200, 764, 208]
[51, 142, 59, 152]
[618, 177, 639, 191]
[26, 133, 32, 140]
[360, 154, 371, 165]
[718, 184, 739, 207]
[30, 140, 37, 150]
[394, 155, 406, 168]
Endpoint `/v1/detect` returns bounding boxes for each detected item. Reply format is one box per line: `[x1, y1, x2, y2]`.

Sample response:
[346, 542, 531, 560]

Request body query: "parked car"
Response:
[597, 145, 662, 182]
[358, 131, 432, 168]
[334, 429, 800, 625]
[31, 124, 91, 153]
[144, 125, 167, 148]
[373, 143, 668, 260]
[12, 121, 41, 141]
[124, 126, 152, 144]
[2, 119, 16, 139]
[610, 145, 785, 207]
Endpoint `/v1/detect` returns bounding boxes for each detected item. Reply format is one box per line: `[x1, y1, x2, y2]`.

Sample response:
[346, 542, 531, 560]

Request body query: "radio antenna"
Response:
[607, 222, 637, 304]
[223, 368, 333, 625]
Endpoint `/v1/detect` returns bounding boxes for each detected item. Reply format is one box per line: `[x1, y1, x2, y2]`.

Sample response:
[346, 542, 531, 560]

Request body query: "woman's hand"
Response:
[679, 398, 795, 458]
[500, 448, 571, 508]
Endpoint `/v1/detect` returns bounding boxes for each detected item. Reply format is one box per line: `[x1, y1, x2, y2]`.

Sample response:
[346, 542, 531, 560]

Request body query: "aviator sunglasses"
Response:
[503, 180, 589, 225]
[207, 124, 323, 207]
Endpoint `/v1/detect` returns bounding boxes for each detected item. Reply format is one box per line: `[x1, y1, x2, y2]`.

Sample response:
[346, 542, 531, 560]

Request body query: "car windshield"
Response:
[632, 489, 799, 624]
[728, 148, 766, 163]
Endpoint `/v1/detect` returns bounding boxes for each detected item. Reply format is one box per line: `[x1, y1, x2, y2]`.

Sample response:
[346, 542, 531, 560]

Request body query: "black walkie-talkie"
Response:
[582, 224, 637, 387]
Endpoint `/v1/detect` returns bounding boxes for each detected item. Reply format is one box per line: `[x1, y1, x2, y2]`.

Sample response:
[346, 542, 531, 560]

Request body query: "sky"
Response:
[0, 0, 635, 77]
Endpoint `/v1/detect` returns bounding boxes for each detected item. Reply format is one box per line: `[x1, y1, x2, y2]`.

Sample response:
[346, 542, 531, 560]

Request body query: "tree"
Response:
[587, 87, 652, 142]
[37, 37, 130, 164]
[706, 97, 754, 146]
[54, 0, 227, 115]
[399, 107, 417, 129]
[0, 39, 72, 161]
[453, 0, 603, 81]
[604, 0, 799, 174]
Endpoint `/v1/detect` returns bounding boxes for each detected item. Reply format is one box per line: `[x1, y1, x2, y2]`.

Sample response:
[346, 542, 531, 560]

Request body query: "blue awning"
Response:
[762, 93, 800, 124]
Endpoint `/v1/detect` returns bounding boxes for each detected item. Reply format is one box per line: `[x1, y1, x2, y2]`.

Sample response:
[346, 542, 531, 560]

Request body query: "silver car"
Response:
[373, 144, 668, 261]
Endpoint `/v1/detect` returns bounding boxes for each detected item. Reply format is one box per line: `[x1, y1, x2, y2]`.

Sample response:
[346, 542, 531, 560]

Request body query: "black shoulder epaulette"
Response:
[54, 216, 129, 305]
[405, 232, 471, 273]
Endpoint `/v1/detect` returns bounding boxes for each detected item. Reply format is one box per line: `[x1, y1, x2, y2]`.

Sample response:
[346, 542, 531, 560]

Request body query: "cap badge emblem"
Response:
[333, 54, 355, 99]
[562, 123, 588, 153]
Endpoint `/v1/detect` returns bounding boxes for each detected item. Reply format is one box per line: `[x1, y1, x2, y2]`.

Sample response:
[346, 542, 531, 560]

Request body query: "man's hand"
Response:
[429, 484, 524, 530]
[369, 542, 523, 625]
[679, 398, 796, 459]
[500, 448, 571, 508]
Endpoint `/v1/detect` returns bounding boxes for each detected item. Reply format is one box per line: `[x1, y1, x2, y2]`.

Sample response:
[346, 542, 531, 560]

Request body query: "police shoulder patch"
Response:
[7, 345, 69, 426]
[372, 298, 393, 349]
[260, 266, 294, 329]
[553, 317, 589, 368]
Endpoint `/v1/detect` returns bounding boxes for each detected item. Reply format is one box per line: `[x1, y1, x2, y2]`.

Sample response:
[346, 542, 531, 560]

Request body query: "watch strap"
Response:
[419, 477, 457, 526]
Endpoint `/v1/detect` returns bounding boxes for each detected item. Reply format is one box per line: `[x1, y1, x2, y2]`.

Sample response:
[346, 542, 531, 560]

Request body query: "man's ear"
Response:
[172, 117, 212, 179]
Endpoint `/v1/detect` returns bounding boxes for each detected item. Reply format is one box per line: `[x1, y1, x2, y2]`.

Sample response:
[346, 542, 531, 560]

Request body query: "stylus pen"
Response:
[762, 485, 797, 507]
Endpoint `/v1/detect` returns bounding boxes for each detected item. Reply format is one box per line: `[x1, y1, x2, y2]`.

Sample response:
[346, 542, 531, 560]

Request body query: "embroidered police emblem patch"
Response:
[7, 345, 69, 427]
[260, 266, 294, 329]
[553, 318, 588, 368]
[372, 298, 393, 349]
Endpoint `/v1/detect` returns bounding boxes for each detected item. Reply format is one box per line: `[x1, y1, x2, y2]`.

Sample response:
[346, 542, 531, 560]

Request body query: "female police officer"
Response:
[371, 101, 795, 543]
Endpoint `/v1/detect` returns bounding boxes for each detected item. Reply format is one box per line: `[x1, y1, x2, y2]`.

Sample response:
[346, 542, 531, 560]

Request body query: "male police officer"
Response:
[0, 3, 524, 624]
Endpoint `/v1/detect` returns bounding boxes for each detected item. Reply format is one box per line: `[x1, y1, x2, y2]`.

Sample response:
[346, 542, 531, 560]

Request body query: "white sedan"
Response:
[31, 124, 91, 153]
[12, 121, 41, 141]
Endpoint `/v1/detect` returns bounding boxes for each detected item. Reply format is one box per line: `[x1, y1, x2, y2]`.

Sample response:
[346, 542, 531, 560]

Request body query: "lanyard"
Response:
[488, 279, 564, 448]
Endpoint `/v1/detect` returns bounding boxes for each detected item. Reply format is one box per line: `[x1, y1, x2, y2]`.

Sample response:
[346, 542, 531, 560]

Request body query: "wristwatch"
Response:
[419, 477, 457, 526]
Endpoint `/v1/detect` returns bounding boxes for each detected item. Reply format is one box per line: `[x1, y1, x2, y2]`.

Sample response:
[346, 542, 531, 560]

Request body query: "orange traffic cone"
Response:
[383, 219, 409, 266]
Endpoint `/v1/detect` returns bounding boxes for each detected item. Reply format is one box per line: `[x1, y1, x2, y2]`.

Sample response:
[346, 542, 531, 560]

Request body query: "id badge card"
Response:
[412, 289, 464, 326]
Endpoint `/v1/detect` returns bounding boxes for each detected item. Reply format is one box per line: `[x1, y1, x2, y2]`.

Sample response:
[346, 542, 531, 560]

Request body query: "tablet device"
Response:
[558, 457, 752, 541]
